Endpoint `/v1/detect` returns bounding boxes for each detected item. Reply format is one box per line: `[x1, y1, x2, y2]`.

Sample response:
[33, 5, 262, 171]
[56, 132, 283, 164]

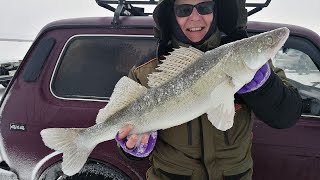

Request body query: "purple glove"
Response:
[237, 63, 271, 94]
[115, 131, 157, 157]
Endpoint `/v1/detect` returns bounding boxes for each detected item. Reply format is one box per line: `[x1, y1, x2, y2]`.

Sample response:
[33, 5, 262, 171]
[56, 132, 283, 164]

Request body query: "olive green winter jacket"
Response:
[129, 58, 254, 179]
[124, 0, 302, 179]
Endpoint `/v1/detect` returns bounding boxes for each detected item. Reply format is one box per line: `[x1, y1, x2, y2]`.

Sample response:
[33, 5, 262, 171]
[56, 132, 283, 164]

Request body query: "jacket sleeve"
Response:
[238, 64, 303, 129]
[128, 65, 140, 82]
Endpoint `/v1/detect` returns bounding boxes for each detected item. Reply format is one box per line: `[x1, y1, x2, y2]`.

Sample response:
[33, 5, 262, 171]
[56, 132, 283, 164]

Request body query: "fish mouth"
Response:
[268, 27, 290, 60]
[270, 27, 290, 49]
[244, 27, 290, 70]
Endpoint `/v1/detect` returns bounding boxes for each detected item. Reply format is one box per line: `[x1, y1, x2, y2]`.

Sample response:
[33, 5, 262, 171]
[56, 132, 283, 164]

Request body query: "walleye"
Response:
[40, 27, 289, 176]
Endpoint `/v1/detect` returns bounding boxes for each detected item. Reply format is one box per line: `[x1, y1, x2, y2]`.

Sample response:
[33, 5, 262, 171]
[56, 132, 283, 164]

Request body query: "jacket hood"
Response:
[153, 0, 248, 44]
[153, 0, 174, 43]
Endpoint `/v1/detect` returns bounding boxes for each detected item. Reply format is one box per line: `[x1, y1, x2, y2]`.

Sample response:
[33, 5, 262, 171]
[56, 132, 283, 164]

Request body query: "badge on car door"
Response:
[10, 123, 26, 131]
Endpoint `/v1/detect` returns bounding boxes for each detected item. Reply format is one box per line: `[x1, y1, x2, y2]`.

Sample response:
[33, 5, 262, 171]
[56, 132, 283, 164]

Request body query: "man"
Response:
[116, 0, 303, 179]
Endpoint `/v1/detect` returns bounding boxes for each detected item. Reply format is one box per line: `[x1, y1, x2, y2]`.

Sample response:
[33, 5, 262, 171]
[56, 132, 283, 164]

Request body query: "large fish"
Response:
[40, 27, 289, 176]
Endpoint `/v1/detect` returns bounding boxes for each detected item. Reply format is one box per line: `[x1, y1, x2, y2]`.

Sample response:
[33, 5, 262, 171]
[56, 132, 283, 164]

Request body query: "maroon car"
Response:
[0, 0, 319, 179]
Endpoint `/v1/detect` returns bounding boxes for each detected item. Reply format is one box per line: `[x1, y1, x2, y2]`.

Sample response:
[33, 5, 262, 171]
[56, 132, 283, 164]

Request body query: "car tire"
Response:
[1, 81, 10, 88]
[39, 160, 131, 180]
[0, 67, 8, 75]
[0, 67, 10, 87]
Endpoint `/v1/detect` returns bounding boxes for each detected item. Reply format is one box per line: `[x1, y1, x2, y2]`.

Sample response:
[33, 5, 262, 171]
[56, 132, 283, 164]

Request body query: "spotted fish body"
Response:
[41, 27, 290, 176]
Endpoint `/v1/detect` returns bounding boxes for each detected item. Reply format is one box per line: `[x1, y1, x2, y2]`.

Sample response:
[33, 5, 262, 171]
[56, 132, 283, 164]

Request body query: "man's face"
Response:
[174, 0, 214, 43]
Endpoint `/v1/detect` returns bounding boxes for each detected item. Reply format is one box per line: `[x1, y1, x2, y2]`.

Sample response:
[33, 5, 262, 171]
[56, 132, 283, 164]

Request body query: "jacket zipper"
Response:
[224, 130, 230, 146]
[187, 121, 192, 145]
[199, 117, 209, 180]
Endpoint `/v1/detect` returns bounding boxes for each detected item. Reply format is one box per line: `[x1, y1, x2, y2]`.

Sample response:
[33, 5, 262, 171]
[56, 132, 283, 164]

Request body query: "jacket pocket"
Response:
[150, 152, 196, 177]
[158, 169, 191, 180]
[159, 123, 190, 146]
[223, 168, 251, 180]
[152, 151, 194, 177]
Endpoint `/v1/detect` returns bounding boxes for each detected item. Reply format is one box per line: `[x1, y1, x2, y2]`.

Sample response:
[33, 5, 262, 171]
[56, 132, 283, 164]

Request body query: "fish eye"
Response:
[265, 36, 273, 45]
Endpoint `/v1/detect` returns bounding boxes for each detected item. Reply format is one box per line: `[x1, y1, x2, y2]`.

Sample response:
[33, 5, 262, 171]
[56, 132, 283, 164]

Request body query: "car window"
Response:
[248, 31, 320, 117]
[273, 48, 320, 116]
[51, 35, 157, 101]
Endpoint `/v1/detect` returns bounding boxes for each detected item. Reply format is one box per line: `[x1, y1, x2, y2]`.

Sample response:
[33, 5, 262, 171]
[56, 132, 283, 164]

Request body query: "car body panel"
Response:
[0, 16, 319, 180]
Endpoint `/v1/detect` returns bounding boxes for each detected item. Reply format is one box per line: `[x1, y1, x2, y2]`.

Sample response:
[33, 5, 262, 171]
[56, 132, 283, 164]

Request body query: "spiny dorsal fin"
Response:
[96, 76, 147, 124]
[147, 46, 204, 88]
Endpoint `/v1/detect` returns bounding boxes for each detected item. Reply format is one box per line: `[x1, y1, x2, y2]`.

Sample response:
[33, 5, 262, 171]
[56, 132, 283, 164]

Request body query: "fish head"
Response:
[243, 27, 290, 70]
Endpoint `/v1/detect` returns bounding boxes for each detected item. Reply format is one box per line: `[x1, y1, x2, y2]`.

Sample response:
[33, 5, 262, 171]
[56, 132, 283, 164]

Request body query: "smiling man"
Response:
[115, 0, 303, 179]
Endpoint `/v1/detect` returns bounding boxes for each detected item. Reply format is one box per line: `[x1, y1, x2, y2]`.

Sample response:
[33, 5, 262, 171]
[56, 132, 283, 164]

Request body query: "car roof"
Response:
[38, 16, 320, 50]
[38, 16, 154, 35]
[247, 21, 320, 49]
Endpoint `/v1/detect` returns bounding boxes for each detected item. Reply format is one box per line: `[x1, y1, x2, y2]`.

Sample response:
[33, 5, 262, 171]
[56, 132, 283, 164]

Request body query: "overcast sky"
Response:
[0, 0, 319, 61]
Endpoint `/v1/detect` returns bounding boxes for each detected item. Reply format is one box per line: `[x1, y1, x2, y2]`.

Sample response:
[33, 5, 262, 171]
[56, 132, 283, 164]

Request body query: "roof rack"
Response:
[246, 0, 271, 16]
[96, 0, 158, 25]
[96, 0, 271, 25]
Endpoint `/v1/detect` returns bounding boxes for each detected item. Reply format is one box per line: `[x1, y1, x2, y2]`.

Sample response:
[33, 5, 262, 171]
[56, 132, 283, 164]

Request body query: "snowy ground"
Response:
[285, 70, 320, 87]
[0, 87, 5, 99]
[0, 168, 18, 180]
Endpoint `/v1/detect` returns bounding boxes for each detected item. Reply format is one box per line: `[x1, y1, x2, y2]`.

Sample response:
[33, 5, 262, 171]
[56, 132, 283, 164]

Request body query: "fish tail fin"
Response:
[40, 128, 94, 176]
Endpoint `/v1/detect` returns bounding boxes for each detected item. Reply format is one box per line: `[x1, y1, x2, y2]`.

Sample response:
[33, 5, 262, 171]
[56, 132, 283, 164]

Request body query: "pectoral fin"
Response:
[207, 79, 236, 131]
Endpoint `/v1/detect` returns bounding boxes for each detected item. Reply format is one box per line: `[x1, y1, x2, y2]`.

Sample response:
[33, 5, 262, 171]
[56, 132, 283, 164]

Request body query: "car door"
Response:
[250, 29, 320, 180]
